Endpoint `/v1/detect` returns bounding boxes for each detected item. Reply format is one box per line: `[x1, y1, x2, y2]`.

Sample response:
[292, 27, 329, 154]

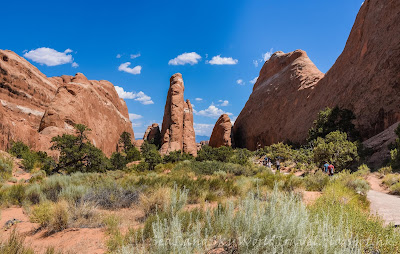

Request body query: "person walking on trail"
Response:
[276, 160, 280, 171]
[323, 162, 329, 173]
[328, 164, 335, 176]
[264, 157, 269, 167]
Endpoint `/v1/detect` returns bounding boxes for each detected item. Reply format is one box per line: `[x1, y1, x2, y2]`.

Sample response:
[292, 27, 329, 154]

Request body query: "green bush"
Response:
[163, 150, 193, 163]
[110, 152, 127, 170]
[126, 147, 141, 162]
[8, 141, 30, 159]
[312, 131, 358, 171]
[30, 201, 53, 227]
[304, 171, 330, 191]
[0, 154, 13, 182]
[389, 182, 400, 195]
[0, 229, 35, 254]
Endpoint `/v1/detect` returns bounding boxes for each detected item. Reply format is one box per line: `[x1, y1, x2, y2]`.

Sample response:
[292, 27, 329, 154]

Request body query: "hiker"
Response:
[328, 164, 335, 176]
[323, 162, 329, 173]
[264, 156, 269, 166]
[276, 159, 280, 171]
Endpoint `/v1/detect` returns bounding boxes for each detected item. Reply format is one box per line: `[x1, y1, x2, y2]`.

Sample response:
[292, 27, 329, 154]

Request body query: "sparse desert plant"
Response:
[48, 201, 69, 233]
[139, 187, 171, 217]
[354, 163, 370, 177]
[304, 171, 330, 191]
[0, 153, 13, 182]
[25, 183, 46, 204]
[83, 183, 139, 209]
[378, 166, 393, 177]
[0, 228, 35, 254]
[8, 177, 18, 183]
[382, 173, 400, 188]
[30, 201, 54, 228]
[389, 182, 400, 195]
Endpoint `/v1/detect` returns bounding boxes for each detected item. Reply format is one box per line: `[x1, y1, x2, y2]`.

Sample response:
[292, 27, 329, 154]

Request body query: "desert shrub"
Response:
[196, 146, 234, 162]
[378, 166, 392, 177]
[135, 162, 150, 172]
[389, 183, 400, 195]
[304, 171, 330, 191]
[127, 187, 363, 253]
[353, 163, 370, 177]
[1, 184, 26, 205]
[68, 201, 102, 228]
[312, 131, 358, 170]
[40, 174, 70, 202]
[139, 188, 171, 217]
[30, 201, 53, 227]
[389, 125, 400, 170]
[229, 148, 252, 165]
[83, 183, 139, 209]
[110, 152, 127, 170]
[126, 147, 141, 162]
[25, 183, 46, 204]
[263, 142, 294, 161]
[29, 170, 47, 183]
[344, 178, 370, 195]
[0, 153, 14, 182]
[382, 174, 400, 188]
[8, 177, 18, 183]
[307, 106, 359, 142]
[59, 185, 88, 204]
[51, 124, 110, 174]
[0, 229, 35, 254]
[163, 150, 193, 163]
[21, 150, 39, 171]
[48, 201, 69, 233]
[8, 141, 30, 158]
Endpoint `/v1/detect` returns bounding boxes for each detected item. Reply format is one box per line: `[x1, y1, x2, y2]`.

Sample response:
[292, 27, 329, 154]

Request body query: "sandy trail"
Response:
[367, 174, 400, 226]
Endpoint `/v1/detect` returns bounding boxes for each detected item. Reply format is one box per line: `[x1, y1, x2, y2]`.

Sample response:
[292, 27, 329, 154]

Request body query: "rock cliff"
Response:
[209, 114, 233, 148]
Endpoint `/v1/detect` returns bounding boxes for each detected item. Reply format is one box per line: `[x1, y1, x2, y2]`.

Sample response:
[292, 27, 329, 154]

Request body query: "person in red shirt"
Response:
[328, 164, 335, 176]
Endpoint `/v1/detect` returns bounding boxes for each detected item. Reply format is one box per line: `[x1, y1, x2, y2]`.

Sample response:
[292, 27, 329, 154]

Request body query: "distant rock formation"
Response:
[197, 140, 209, 151]
[143, 123, 161, 146]
[0, 50, 134, 156]
[233, 0, 400, 151]
[209, 114, 232, 148]
[160, 73, 197, 156]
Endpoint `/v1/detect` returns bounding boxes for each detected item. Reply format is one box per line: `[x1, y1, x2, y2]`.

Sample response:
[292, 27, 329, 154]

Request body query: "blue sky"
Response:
[2, 0, 364, 139]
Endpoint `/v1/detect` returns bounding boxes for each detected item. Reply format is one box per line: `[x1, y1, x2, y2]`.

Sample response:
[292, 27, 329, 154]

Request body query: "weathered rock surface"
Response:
[143, 123, 161, 146]
[209, 114, 232, 148]
[233, 0, 400, 151]
[233, 50, 324, 150]
[0, 49, 134, 156]
[160, 73, 196, 156]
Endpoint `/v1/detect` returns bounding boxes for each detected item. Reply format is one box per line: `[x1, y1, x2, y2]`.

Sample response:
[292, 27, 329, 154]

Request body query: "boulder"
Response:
[160, 73, 196, 156]
[209, 114, 233, 148]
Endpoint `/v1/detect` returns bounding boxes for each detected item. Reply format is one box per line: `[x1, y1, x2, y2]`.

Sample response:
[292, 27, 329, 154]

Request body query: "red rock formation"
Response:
[183, 99, 197, 156]
[0, 50, 134, 156]
[233, 50, 324, 150]
[160, 73, 196, 156]
[234, 0, 400, 150]
[143, 123, 161, 146]
[209, 114, 232, 148]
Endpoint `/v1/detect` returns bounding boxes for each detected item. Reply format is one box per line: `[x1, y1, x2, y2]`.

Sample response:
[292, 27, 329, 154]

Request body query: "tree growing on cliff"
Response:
[308, 107, 359, 142]
[389, 125, 400, 170]
[118, 132, 141, 162]
[51, 124, 110, 174]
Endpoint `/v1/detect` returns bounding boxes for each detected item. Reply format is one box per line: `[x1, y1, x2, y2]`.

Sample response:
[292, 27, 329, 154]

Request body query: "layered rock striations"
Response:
[209, 114, 233, 148]
[160, 73, 197, 156]
[0, 49, 134, 156]
[233, 0, 400, 150]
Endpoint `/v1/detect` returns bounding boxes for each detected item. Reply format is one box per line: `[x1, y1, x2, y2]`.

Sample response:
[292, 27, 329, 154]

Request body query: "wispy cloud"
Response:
[168, 52, 201, 65]
[118, 62, 142, 75]
[208, 55, 238, 65]
[249, 77, 258, 84]
[195, 98, 203, 101]
[218, 100, 229, 106]
[236, 79, 245, 85]
[24, 47, 76, 67]
[71, 62, 79, 68]
[193, 123, 214, 136]
[195, 104, 232, 118]
[129, 113, 143, 121]
[116, 54, 122, 58]
[253, 48, 274, 67]
[130, 53, 141, 59]
[115, 86, 154, 105]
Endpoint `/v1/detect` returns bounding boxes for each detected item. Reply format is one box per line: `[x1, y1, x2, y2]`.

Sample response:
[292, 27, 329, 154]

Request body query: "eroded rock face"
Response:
[0, 50, 134, 156]
[233, 50, 324, 150]
[160, 73, 196, 156]
[143, 123, 161, 147]
[233, 0, 400, 150]
[209, 114, 232, 148]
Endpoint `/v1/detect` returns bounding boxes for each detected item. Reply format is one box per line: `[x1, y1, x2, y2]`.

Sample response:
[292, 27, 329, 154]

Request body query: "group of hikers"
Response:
[262, 157, 335, 176]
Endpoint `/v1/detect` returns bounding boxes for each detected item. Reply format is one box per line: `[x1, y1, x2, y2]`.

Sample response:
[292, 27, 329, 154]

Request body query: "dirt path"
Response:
[367, 174, 400, 226]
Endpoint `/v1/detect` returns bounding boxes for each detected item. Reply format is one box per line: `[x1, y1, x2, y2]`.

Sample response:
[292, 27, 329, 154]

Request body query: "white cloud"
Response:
[130, 53, 141, 59]
[71, 62, 79, 68]
[116, 54, 121, 58]
[129, 113, 143, 121]
[24, 47, 75, 67]
[195, 98, 203, 101]
[115, 86, 154, 105]
[218, 100, 229, 106]
[249, 77, 258, 84]
[168, 52, 201, 65]
[262, 48, 274, 61]
[236, 79, 245, 85]
[118, 62, 142, 75]
[208, 55, 238, 65]
[195, 105, 232, 118]
[230, 116, 237, 125]
[253, 60, 259, 67]
[193, 123, 214, 136]
[132, 122, 142, 127]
